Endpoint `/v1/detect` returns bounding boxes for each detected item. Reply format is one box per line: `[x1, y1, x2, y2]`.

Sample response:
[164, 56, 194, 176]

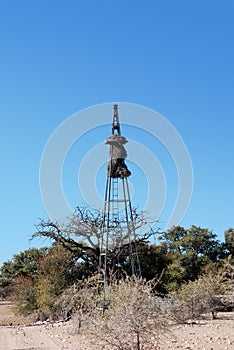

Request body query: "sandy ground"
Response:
[0, 301, 234, 350]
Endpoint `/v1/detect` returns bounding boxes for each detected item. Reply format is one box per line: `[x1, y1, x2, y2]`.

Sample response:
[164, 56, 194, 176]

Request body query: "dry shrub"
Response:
[60, 274, 170, 350]
[55, 274, 101, 321]
[168, 267, 233, 323]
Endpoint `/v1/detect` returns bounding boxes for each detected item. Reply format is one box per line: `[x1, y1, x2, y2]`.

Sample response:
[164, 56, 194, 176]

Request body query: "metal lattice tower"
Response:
[99, 105, 141, 292]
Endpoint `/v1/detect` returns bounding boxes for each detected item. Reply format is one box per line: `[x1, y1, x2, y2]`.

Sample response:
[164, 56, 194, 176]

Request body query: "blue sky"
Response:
[0, 0, 233, 265]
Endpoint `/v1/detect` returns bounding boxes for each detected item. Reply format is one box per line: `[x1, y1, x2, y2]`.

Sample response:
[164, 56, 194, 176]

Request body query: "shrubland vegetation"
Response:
[0, 207, 233, 348]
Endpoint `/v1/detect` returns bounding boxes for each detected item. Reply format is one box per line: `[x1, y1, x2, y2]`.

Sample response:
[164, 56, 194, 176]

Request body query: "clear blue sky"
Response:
[0, 0, 233, 265]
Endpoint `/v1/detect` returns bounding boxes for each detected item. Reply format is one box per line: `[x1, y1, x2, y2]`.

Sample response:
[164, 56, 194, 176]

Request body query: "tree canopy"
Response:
[0, 207, 233, 319]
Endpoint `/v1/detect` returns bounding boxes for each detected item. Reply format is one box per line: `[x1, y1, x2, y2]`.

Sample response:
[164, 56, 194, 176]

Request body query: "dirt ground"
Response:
[0, 301, 234, 350]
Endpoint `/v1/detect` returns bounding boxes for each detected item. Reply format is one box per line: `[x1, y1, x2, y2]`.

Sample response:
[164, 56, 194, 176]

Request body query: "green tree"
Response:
[159, 225, 222, 287]
[180, 226, 221, 280]
[138, 243, 168, 281]
[159, 226, 187, 254]
[162, 259, 186, 292]
[224, 228, 234, 256]
[0, 247, 47, 299]
[34, 245, 82, 319]
[0, 247, 47, 281]
[5, 245, 84, 319]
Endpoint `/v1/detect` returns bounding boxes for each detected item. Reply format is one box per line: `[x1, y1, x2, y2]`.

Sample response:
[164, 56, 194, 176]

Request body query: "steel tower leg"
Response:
[99, 105, 141, 311]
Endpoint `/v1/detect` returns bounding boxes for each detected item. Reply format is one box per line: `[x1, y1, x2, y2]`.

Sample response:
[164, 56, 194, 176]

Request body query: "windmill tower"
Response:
[99, 104, 141, 289]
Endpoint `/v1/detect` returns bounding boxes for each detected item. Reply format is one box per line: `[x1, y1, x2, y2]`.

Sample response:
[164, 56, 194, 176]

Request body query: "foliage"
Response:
[7, 245, 83, 319]
[12, 274, 37, 315]
[0, 247, 47, 300]
[34, 245, 78, 319]
[0, 247, 47, 282]
[1, 209, 234, 324]
[159, 225, 222, 290]
[162, 259, 186, 292]
[116, 242, 168, 291]
[224, 228, 234, 256]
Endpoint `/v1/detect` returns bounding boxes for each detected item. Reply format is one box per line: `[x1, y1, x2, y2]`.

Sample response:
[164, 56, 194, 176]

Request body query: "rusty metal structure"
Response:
[99, 105, 141, 298]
